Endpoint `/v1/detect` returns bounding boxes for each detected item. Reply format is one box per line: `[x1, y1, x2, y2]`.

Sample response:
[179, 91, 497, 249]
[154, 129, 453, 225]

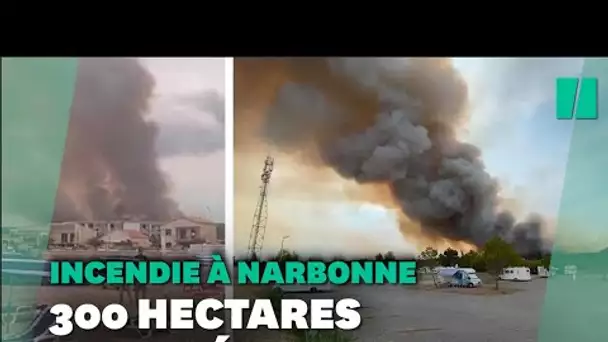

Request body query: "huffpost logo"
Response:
[556, 77, 599, 120]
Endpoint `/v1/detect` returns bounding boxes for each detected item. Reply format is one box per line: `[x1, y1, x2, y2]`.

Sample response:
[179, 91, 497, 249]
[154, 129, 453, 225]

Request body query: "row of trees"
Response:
[264, 237, 550, 289]
[417, 237, 551, 289]
[270, 237, 549, 273]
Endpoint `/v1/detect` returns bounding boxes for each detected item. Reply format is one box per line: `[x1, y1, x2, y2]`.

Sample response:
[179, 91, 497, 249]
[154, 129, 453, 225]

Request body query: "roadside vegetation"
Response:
[256, 237, 551, 291]
[417, 237, 551, 290]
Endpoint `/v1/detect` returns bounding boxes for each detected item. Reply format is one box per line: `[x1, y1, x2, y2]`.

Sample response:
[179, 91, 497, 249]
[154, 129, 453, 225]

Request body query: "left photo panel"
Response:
[2, 58, 229, 340]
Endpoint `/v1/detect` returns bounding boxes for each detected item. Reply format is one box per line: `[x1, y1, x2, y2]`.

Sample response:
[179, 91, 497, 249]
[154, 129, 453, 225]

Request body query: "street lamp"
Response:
[280, 235, 290, 255]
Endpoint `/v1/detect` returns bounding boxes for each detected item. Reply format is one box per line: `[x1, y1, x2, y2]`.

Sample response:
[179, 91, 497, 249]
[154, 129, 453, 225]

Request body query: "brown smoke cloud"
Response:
[53, 58, 180, 222]
[235, 58, 550, 255]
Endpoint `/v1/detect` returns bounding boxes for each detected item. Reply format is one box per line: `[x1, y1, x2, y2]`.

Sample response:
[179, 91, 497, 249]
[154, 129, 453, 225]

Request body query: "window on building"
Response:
[165, 242, 172, 248]
[165, 229, 172, 236]
[61, 233, 68, 243]
[179, 230, 187, 239]
[69, 233, 75, 243]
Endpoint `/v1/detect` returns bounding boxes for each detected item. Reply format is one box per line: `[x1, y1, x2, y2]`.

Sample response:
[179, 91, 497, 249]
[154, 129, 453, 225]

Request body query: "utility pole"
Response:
[279, 235, 290, 256]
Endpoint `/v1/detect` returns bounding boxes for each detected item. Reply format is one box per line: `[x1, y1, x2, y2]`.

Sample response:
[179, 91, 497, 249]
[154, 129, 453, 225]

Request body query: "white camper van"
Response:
[499, 267, 531, 281]
[436, 267, 482, 287]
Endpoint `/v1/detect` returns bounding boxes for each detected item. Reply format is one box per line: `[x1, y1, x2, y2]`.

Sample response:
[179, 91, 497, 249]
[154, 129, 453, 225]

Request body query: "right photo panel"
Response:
[233, 58, 606, 342]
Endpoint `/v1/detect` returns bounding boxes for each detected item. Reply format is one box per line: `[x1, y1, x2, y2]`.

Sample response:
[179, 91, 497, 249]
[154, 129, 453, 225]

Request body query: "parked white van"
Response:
[436, 267, 482, 287]
[499, 267, 532, 281]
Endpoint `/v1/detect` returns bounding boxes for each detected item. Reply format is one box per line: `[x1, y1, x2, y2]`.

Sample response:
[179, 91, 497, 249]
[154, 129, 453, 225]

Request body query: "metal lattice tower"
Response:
[247, 155, 274, 259]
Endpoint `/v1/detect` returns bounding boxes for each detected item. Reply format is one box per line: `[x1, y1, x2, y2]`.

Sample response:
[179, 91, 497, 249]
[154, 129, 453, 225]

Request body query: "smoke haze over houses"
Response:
[52, 58, 225, 223]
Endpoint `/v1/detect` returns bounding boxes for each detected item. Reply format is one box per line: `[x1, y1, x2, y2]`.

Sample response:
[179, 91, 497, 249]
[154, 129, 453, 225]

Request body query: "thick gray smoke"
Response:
[53, 58, 180, 222]
[156, 90, 225, 157]
[251, 58, 549, 255]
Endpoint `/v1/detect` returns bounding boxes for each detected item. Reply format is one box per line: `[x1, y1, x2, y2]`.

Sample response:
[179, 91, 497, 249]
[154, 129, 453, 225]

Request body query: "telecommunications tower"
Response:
[247, 155, 274, 259]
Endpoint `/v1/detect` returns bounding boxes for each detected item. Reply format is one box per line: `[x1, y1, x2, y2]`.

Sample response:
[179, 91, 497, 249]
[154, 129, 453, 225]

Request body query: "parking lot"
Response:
[5, 275, 604, 342]
[280, 278, 548, 342]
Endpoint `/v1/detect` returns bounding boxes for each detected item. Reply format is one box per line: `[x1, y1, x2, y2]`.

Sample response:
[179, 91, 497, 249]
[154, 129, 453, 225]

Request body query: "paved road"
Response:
[285, 280, 547, 342]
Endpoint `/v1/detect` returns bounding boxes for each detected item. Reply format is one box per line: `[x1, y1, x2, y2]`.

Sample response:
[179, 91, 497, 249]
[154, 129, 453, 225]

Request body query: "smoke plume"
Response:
[236, 58, 549, 255]
[156, 90, 225, 157]
[53, 58, 180, 222]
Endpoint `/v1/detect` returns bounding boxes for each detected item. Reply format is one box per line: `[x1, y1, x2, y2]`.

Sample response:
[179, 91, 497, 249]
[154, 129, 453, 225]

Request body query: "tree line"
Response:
[417, 237, 551, 279]
[418, 237, 551, 271]
[255, 238, 553, 290]
[265, 237, 551, 275]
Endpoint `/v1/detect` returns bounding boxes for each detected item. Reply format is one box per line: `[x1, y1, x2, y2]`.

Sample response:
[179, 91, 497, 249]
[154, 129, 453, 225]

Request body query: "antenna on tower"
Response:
[247, 155, 274, 260]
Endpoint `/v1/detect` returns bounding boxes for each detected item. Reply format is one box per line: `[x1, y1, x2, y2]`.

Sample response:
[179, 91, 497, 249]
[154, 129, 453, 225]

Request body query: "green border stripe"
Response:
[538, 58, 608, 342]
[2, 58, 77, 335]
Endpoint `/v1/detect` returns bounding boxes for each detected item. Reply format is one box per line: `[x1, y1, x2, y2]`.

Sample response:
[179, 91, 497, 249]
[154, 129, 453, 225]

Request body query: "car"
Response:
[273, 282, 332, 294]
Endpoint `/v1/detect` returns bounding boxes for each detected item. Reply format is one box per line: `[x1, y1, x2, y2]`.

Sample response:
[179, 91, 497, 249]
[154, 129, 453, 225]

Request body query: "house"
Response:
[49, 223, 96, 246]
[72, 221, 123, 237]
[99, 229, 151, 248]
[123, 221, 164, 247]
[160, 218, 218, 249]
[123, 221, 163, 233]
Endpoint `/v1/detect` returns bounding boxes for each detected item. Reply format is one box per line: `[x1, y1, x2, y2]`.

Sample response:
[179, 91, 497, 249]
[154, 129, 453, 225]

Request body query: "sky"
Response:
[452, 58, 608, 252]
[2, 58, 226, 228]
[452, 58, 583, 220]
[140, 58, 225, 222]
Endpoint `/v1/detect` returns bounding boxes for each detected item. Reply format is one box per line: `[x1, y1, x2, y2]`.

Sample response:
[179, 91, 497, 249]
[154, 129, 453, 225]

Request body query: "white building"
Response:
[123, 221, 163, 247]
[50, 220, 161, 247]
[123, 221, 163, 233]
[99, 229, 151, 248]
[49, 222, 97, 246]
[70, 221, 123, 237]
[160, 218, 219, 249]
